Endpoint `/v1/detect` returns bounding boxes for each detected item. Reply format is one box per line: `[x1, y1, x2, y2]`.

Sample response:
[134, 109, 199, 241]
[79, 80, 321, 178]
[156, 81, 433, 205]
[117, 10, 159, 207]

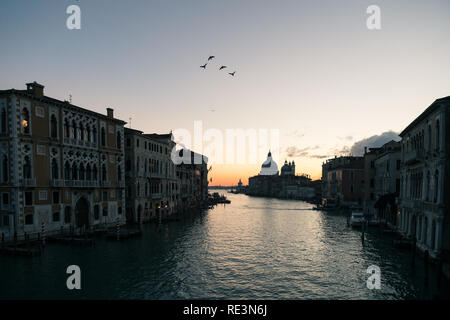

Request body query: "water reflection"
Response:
[0, 192, 449, 300]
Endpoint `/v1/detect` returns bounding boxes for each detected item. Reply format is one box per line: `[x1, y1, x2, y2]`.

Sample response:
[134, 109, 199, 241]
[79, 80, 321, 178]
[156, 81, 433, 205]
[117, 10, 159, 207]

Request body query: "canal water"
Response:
[1, 193, 450, 300]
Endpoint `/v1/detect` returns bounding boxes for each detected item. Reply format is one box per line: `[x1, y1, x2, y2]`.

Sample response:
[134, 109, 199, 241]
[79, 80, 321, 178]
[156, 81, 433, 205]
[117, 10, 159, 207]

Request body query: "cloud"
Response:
[285, 145, 321, 158]
[350, 131, 401, 156]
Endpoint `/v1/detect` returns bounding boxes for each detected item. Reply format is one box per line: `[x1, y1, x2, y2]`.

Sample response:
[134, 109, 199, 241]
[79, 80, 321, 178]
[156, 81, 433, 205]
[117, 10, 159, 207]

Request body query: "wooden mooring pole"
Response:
[41, 222, 46, 246]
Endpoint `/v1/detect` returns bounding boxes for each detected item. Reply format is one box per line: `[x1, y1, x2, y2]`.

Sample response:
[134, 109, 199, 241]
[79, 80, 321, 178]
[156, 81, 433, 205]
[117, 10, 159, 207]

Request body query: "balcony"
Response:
[404, 149, 424, 165]
[51, 179, 64, 187]
[152, 193, 162, 199]
[150, 172, 164, 179]
[63, 180, 98, 188]
[22, 178, 36, 187]
[100, 180, 111, 187]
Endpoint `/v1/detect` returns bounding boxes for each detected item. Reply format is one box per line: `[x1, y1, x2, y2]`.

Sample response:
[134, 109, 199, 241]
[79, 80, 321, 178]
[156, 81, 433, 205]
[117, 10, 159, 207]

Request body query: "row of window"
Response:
[401, 170, 439, 203]
[128, 138, 167, 154]
[404, 119, 441, 154]
[18, 107, 122, 150]
[23, 204, 123, 225]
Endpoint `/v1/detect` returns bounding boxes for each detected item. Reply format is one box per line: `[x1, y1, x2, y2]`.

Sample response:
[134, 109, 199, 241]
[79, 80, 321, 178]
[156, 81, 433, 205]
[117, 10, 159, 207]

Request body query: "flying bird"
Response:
[229, 71, 236, 76]
[200, 63, 207, 69]
[219, 66, 227, 70]
[208, 56, 215, 61]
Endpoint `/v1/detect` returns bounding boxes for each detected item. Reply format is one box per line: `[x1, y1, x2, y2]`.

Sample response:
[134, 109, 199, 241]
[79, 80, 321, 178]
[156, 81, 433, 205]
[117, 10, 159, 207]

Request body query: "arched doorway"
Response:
[75, 197, 90, 228]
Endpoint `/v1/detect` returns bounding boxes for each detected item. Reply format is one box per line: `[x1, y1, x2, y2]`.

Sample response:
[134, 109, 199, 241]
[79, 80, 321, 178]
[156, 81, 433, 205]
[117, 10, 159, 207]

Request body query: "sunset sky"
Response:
[1, 0, 450, 185]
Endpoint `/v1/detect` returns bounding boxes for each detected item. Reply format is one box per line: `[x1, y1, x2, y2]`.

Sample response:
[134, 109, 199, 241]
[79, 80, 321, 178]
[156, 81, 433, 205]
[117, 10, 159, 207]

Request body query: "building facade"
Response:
[321, 156, 364, 207]
[398, 96, 450, 258]
[0, 82, 126, 239]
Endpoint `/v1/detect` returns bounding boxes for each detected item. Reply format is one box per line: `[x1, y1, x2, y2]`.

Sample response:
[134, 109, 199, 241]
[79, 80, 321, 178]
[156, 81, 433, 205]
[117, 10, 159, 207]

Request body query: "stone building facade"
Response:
[0, 82, 126, 239]
[398, 96, 450, 258]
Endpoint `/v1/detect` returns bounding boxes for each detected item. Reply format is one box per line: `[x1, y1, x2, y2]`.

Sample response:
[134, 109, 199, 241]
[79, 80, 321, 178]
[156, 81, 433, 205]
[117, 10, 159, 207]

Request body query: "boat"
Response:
[350, 212, 365, 228]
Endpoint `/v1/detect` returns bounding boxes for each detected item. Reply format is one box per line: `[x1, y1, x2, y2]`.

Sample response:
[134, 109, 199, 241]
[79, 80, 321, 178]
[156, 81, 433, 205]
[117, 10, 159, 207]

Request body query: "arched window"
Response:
[50, 115, 58, 138]
[2, 155, 8, 183]
[102, 164, 106, 181]
[79, 164, 85, 181]
[71, 120, 77, 139]
[64, 161, 71, 180]
[434, 170, 439, 203]
[1, 108, 6, 134]
[51, 159, 59, 179]
[117, 131, 121, 149]
[86, 164, 91, 181]
[64, 119, 70, 138]
[23, 156, 31, 179]
[93, 127, 97, 143]
[436, 120, 440, 151]
[72, 163, 78, 180]
[426, 171, 430, 201]
[79, 123, 84, 141]
[101, 127, 106, 146]
[87, 127, 91, 142]
[64, 206, 71, 224]
[137, 182, 140, 196]
[22, 108, 30, 134]
[428, 124, 432, 151]
[431, 220, 436, 250]
[93, 165, 98, 181]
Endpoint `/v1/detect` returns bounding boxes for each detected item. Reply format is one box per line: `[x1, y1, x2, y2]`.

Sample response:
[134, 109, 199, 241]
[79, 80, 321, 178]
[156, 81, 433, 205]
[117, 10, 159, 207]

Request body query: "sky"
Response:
[1, 0, 450, 185]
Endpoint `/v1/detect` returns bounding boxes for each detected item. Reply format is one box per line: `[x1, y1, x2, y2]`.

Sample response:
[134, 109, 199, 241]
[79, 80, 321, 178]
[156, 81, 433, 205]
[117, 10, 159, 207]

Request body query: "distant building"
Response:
[321, 156, 364, 207]
[248, 151, 315, 199]
[398, 96, 450, 258]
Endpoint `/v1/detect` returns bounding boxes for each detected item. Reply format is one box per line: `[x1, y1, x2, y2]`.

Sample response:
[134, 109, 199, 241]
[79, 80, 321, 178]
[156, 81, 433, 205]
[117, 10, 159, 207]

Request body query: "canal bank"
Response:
[1, 193, 449, 300]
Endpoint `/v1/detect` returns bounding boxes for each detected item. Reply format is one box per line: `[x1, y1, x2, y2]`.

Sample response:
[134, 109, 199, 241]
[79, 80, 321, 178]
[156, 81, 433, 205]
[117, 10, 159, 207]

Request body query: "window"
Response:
[102, 164, 107, 181]
[86, 164, 91, 181]
[126, 138, 131, 147]
[72, 163, 78, 180]
[102, 207, 108, 217]
[53, 191, 60, 204]
[136, 139, 140, 148]
[72, 120, 77, 139]
[102, 191, 107, 201]
[1, 108, 6, 134]
[25, 214, 33, 225]
[64, 119, 70, 138]
[117, 132, 122, 149]
[2, 193, 9, 207]
[436, 120, 440, 151]
[64, 162, 71, 180]
[118, 207, 122, 215]
[64, 206, 71, 223]
[38, 191, 48, 201]
[94, 205, 100, 220]
[23, 156, 32, 179]
[2, 155, 8, 183]
[51, 159, 59, 179]
[50, 115, 58, 138]
[52, 212, 60, 222]
[117, 165, 122, 182]
[434, 170, 439, 203]
[101, 127, 106, 146]
[25, 191, 33, 206]
[22, 108, 30, 134]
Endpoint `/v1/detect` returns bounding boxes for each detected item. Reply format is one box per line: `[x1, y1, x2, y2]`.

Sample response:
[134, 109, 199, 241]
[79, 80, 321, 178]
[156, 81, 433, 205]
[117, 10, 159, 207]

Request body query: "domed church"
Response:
[259, 151, 279, 176]
[281, 160, 295, 176]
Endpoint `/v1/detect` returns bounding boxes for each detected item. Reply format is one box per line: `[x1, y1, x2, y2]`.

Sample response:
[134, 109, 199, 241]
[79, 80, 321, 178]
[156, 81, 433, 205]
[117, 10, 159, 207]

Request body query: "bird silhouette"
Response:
[200, 63, 207, 69]
[219, 66, 227, 70]
[208, 56, 215, 61]
[229, 71, 236, 76]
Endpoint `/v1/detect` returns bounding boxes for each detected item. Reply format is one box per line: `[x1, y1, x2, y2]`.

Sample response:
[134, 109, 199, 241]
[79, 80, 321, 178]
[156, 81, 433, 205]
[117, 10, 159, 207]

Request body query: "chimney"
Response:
[106, 107, 114, 118]
[364, 146, 367, 154]
[26, 82, 44, 97]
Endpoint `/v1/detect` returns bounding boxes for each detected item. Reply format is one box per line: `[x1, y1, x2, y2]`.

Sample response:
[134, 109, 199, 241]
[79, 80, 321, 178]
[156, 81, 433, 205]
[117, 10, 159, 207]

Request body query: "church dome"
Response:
[260, 151, 278, 176]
